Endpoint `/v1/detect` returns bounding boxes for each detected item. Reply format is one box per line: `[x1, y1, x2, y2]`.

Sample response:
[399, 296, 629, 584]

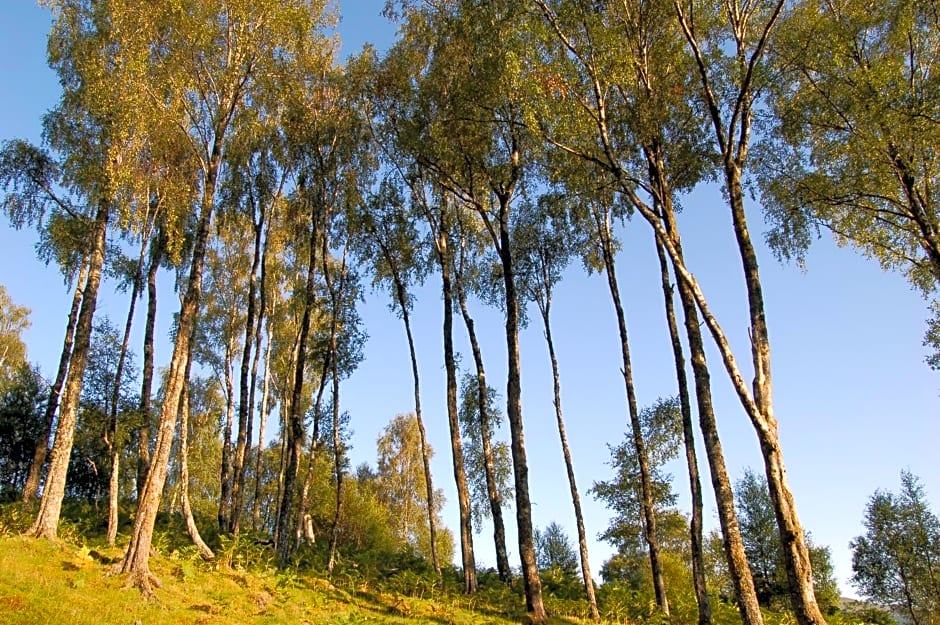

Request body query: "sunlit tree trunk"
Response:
[537, 292, 599, 620]
[326, 360, 342, 572]
[252, 315, 273, 532]
[672, 4, 825, 619]
[136, 228, 163, 500]
[121, 172, 215, 593]
[593, 203, 668, 615]
[325, 245, 348, 573]
[495, 193, 545, 621]
[218, 337, 236, 532]
[274, 200, 320, 562]
[29, 201, 109, 539]
[729, 162, 823, 625]
[377, 238, 442, 576]
[296, 359, 328, 547]
[179, 338, 214, 560]
[231, 208, 265, 535]
[273, 317, 300, 542]
[23, 256, 88, 503]
[644, 150, 766, 625]
[455, 278, 511, 583]
[106, 236, 147, 544]
[400, 287, 441, 575]
[652, 209, 710, 625]
[436, 199, 477, 593]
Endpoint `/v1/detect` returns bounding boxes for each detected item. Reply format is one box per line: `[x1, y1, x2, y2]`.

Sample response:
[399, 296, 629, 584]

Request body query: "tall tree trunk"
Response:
[106, 238, 147, 545]
[455, 277, 512, 583]
[22, 257, 88, 503]
[437, 205, 477, 593]
[273, 326, 300, 543]
[106, 447, 120, 540]
[29, 201, 110, 539]
[274, 201, 320, 562]
[402, 304, 442, 575]
[325, 245, 347, 573]
[538, 294, 599, 620]
[726, 163, 824, 625]
[218, 340, 236, 533]
[383, 243, 441, 576]
[252, 316, 273, 532]
[296, 359, 328, 548]
[137, 228, 164, 500]
[231, 210, 265, 535]
[594, 205, 669, 615]
[273, 403, 289, 544]
[120, 180, 215, 594]
[652, 214, 710, 625]
[179, 336, 214, 560]
[644, 153, 764, 625]
[326, 363, 342, 573]
[496, 199, 545, 622]
[671, 7, 824, 619]
[250, 218, 274, 532]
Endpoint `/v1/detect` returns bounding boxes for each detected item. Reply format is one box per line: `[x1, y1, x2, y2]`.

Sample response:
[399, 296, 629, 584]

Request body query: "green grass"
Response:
[0, 519, 886, 625]
[0, 534, 591, 625]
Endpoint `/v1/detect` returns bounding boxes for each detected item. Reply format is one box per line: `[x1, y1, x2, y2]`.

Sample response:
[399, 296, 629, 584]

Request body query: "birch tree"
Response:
[113, 0, 334, 592]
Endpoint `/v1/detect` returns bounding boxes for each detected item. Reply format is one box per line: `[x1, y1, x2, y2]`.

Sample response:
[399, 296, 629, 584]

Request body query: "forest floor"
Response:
[0, 533, 589, 625]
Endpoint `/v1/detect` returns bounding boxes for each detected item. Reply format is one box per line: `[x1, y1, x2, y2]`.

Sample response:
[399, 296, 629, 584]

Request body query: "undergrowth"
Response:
[0, 503, 890, 625]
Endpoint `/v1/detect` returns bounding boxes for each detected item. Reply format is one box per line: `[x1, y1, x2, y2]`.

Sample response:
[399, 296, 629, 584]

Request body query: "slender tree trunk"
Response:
[296, 360, 328, 547]
[455, 279, 512, 583]
[179, 338, 214, 560]
[382, 246, 441, 576]
[725, 163, 824, 625]
[23, 257, 88, 503]
[232, 212, 265, 535]
[273, 326, 299, 543]
[326, 363, 342, 573]
[325, 246, 347, 573]
[437, 206, 477, 593]
[137, 229, 163, 500]
[602, 170, 768, 624]
[274, 294, 302, 541]
[218, 341, 236, 533]
[252, 316, 273, 531]
[652, 213, 710, 625]
[273, 404, 289, 545]
[250, 219, 273, 532]
[402, 305, 442, 574]
[105, 445, 120, 533]
[120, 169, 216, 593]
[496, 200, 545, 622]
[670, 8, 824, 617]
[235, 282, 263, 536]
[29, 201, 109, 539]
[105, 239, 146, 545]
[593, 205, 669, 615]
[538, 295, 599, 620]
[274, 201, 320, 562]
[647, 154, 764, 625]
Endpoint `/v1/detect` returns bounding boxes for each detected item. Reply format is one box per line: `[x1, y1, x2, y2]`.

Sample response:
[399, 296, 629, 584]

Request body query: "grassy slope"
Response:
[0, 535, 536, 625]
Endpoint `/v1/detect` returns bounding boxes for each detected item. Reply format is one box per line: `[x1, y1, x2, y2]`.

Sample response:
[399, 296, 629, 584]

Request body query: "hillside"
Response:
[0, 534, 526, 625]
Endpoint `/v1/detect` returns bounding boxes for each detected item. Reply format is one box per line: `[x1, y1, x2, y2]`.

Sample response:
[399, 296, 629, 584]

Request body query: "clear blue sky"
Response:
[1, 1, 937, 598]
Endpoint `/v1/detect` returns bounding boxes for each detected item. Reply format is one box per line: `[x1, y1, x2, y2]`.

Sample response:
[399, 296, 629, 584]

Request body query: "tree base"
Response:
[26, 521, 58, 541]
[122, 565, 163, 597]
